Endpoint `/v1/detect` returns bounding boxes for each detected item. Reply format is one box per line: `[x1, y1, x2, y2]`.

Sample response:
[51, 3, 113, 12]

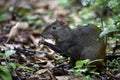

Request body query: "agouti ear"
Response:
[55, 19, 67, 26]
[60, 19, 67, 26]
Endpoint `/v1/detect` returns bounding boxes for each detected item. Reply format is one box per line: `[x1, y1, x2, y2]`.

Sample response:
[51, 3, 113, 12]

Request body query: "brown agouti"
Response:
[40, 20, 106, 66]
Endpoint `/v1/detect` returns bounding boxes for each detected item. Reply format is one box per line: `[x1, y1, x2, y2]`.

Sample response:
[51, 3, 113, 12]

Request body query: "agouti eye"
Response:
[52, 27, 56, 30]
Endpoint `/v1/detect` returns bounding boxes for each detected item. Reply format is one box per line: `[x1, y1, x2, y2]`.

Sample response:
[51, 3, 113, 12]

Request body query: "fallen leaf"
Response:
[6, 22, 29, 43]
[29, 69, 57, 80]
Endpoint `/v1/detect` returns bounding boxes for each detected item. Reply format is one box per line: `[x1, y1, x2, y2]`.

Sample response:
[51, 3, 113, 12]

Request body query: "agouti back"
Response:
[41, 20, 106, 66]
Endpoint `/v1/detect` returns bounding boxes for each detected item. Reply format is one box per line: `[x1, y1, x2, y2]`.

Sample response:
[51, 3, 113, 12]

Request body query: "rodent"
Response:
[40, 20, 106, 66]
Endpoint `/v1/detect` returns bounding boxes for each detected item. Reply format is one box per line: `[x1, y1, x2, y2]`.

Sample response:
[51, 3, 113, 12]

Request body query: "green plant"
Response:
[0, 49, 34, 80]
[58, 0, 72, 8]
[106, 58, 120, 73]
[0, 65, 12, 80]
[0, 49, 16, 80]
[0, 13, 9, 22]
[69, 59, 100, 79]
[79, 0, 120, 27]
[55, 56, 65, 64]
[100, 29, 120, 38]
[79, 0, 120, 55]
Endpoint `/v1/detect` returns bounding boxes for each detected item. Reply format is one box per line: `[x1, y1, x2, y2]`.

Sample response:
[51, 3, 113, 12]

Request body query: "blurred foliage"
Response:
[0, 65, 12, 80]
[106, 58, 120, 73]
[69, 59, 100, 79]
[58, 0, 120, 37]
[55, 56, 65, 64]
[0, 49, 34, 80]
[70, 0, 120, 53]
[0, 13, 9, 22]
[58, 0, 72, 8]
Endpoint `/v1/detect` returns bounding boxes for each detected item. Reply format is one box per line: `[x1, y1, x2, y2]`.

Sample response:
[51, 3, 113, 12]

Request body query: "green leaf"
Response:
[0, 13, 9, 22]
[82, 76, 91, 80]
[0, 66, 12, 80]
[75, 59, 90, 68]
[8, 63, 17, 69]
[5, 50, 16, 58]
[99, 29, 120, 38]
[69, 24, 75, 29]
[58, 0, 70, 7]
[55, 56, 64, 63]
[81, 0, 91, 6]
[90, 71, 100, 76]
[88, 59, 103, 65]
[75, 61, 84, 68]
[80, 68, 88, 72]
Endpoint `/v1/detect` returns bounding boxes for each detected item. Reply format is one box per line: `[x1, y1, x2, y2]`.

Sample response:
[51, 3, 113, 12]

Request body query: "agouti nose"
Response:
[41, 33, 43, 37]
[41, 33, 45, 38]
[41, 32, 47, 38]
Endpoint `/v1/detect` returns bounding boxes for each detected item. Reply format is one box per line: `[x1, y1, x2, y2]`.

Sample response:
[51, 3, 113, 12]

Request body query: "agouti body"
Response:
[41, 20, 106, 66]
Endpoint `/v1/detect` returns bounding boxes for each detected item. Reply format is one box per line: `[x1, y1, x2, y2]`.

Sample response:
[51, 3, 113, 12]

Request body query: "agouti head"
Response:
[41, 20, 71, 41]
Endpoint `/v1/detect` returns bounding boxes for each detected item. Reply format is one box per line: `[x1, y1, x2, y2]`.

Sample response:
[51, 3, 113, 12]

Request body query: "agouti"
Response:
[40, 20, 106, 66]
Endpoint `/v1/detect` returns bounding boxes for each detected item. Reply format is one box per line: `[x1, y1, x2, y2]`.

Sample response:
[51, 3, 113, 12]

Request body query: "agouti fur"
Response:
[40, 20, 106, 66]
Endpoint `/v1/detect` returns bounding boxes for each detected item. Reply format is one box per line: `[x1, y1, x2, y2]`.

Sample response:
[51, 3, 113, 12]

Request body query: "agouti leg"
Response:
[40, 41, 62, 53]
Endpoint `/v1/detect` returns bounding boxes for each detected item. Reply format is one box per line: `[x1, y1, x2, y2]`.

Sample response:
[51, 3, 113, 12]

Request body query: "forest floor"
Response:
[0, 0, 120, 80]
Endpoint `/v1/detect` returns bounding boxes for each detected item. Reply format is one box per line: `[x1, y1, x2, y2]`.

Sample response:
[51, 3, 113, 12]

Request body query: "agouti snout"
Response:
[41, 20, 106, 66]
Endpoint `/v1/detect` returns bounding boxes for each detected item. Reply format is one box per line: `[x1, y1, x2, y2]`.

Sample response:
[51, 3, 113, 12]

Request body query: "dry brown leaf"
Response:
[34, 8, 46, 14]
[6, 22, 19, 43]
[56, 76, 74, 80]
[116, 73, 120, 79]
[35, 53, 47, 60]
[35, 0, 57, 9]
[29, 34, 39, 47]
[4, 44, 22, 49]
[6, 22, 29, 43]
[17, 22, 29, 29]
[46, 61, 54, 68]
[29, 69, 57, 80]
[53, 7, 69, 19]
[43, 15, 56, 24]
